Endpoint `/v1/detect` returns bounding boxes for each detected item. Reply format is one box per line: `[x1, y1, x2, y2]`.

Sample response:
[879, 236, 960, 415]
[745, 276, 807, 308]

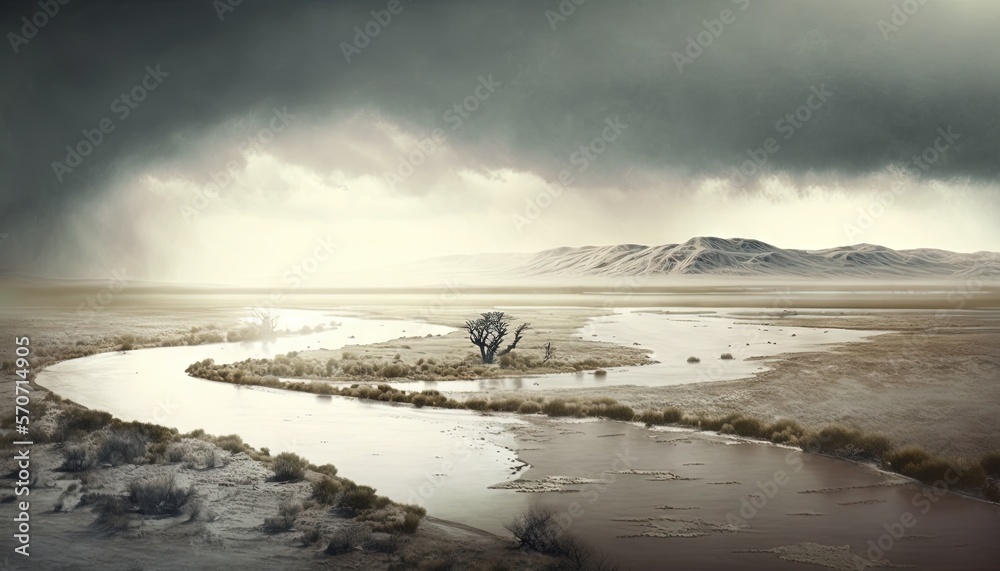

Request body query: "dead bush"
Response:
[265, 499, 303, 533]
[325, 522, 371, 555]
[61, 444, 91, 472]
[97, 428, 148, 466]
[127, 473, 195, 516]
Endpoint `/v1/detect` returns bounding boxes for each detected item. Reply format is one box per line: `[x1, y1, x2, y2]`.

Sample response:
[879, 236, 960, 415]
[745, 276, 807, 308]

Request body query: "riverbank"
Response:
[0, 310, 565, 570]
[0, 413, 555, 570]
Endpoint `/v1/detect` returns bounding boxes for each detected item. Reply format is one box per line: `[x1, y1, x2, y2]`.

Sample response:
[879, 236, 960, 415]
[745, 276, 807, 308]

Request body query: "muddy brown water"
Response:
[512, 420, 1000, 570]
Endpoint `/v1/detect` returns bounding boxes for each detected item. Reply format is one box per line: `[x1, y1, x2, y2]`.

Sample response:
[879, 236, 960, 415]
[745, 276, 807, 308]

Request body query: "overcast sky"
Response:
[1, 0, 998, 283]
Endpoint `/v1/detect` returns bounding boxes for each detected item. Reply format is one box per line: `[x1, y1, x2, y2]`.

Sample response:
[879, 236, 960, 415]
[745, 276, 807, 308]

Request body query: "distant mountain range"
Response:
[3, 238, 997, 288]
[508, 237, 1000, 279]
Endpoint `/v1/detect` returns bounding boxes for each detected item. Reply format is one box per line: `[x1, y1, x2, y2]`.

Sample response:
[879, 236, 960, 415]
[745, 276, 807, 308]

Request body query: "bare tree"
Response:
[251, 307, 278, 338]
[503, 504, 563, 554]
[464, 311, 530, 364]
[543, 342, 556, 363]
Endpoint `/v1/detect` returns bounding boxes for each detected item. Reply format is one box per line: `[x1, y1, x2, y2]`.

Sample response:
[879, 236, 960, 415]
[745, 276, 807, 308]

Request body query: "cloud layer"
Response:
[1, 0, 998, 280]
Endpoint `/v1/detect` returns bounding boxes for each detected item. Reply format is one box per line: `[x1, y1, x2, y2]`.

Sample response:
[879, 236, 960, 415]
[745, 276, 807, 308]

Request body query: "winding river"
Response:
[36, 309, 1000, 570]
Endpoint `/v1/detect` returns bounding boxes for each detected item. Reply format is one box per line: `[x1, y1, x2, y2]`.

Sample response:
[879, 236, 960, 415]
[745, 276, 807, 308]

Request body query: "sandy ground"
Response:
[500, 314, 1000, 459]
[0, 438, 550, 570]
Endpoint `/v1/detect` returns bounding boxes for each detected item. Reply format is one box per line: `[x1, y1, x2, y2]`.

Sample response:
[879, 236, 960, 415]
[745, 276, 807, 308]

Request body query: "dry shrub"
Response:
[204, 448, 227, 469]
[166, 443, 188, 463]
[767, 419, 805, 444]
[111, 420, 176, 444]
[401, 511, 422, 533]
[662, 407, 684, 424]
[603, 403, 634, 422]
[56, 409, 114, 441]
[804, 425, 893, 461]
[981, 452, 1000, 477]
[339, 485, 380, 512]
[517, 401, 543, 414]
[312, 477, 343, 505]
[312, 463, 338, 477]
[61, 444, 91, 472]
[465, 398, 489, 411]
[363, 532, 402, 553]
[542, 399, 571, 417]
[300, 525, 322, 546]
[325, 522, 371, 555]
[983, 479, 1000, 503]
[265, 499, 303, 532]
[729, 416, 767, 439]
[486, 398, 524, 413]
[272, 452, 308, 482]
[127, 473, 195, 516]
[213, 434, 248, 453]
[887, 447, 931, 473]
[93, 496, 132, 531]
[638, 410, 664, 425]
[97, 428, 148, 466]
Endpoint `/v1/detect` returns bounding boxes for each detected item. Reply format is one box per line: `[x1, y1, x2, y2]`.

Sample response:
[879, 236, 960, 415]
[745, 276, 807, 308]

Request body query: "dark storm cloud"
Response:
[1, 0, 998, 274]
